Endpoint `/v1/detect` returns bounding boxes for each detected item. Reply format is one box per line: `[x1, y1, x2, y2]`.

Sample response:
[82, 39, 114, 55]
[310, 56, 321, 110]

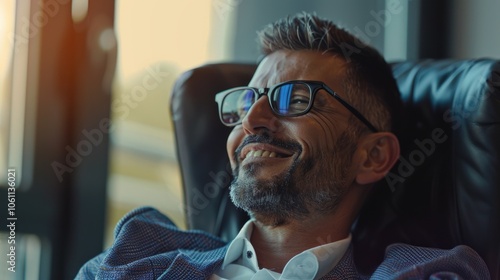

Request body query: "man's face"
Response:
[226, 50, 360, 226]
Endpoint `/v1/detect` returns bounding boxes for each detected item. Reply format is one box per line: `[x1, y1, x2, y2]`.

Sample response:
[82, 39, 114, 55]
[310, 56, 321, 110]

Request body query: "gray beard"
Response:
[229, 131, 357, 226]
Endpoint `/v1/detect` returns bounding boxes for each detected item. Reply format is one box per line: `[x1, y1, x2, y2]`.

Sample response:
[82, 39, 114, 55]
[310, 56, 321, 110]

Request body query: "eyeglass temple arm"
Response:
[323, 85, 378, 133]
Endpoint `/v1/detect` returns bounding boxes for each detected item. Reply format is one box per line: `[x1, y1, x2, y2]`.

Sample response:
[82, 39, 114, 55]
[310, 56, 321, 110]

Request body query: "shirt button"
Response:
[246, 251, 253, 258]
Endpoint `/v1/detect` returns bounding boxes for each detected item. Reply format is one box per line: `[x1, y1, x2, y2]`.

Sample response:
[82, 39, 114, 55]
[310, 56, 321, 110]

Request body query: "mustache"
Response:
[234, 133, 302, 161]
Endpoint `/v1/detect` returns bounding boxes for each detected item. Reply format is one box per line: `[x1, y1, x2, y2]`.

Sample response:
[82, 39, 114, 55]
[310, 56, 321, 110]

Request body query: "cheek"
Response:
[227, 127, 244, 165]
[298, 115, 343, 153]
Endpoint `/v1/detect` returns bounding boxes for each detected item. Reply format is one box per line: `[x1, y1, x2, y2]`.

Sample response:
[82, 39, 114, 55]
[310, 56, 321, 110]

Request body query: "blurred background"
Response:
[0, 0, 499, 279]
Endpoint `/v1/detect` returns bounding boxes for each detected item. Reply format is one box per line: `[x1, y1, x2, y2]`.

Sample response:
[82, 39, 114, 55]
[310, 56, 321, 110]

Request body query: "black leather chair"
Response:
[170, 60, 500, 279]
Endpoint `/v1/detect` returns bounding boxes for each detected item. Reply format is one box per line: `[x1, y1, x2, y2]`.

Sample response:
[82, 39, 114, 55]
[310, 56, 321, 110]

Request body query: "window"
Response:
[0, 0, 19, 186]
[106, 0, 234, 246]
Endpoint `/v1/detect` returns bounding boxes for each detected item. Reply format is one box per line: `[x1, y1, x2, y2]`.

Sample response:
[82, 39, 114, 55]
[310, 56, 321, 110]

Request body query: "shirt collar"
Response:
[221, 220, 256, 269]
[221, 220, 352, 279]
[284, 233, 351, 279]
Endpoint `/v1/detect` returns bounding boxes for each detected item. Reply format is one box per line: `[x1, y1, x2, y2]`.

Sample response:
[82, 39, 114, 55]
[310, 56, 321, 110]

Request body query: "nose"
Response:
[241, 95, 279, 135]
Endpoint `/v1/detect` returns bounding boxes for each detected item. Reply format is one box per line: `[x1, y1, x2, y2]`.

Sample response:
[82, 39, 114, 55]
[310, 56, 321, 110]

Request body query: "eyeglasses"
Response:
[214, 80, 378, 132]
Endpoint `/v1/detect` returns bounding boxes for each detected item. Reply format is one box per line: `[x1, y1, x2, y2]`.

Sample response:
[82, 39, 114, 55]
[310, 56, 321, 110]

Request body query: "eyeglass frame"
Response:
[214, 80, 378, 132]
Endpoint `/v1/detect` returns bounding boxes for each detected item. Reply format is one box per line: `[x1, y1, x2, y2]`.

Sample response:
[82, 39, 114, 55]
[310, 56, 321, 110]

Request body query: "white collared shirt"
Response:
[210, 220, 351, 280]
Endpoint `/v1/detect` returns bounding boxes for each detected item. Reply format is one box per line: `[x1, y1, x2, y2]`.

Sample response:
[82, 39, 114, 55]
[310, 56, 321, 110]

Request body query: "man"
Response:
[77, 13, 490, 279]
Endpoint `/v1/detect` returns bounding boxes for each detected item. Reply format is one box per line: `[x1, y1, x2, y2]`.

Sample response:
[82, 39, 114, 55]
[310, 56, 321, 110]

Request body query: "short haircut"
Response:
[257, 12, 402, 133]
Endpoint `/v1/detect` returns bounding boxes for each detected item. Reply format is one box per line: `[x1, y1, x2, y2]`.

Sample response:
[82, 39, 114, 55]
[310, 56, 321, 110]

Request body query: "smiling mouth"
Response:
[245, 149, 279, 160]
[241, 147, 293, 162]
[235, 133, 301, 164]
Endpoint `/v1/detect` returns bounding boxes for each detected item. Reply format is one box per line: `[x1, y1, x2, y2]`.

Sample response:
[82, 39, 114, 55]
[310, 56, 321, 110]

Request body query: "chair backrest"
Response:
[170, 60, 500, 278]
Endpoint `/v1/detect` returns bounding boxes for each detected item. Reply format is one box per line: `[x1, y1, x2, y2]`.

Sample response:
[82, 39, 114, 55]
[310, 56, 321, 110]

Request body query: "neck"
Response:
[249, 212, 351, 273]
[248, 184, 369, 272]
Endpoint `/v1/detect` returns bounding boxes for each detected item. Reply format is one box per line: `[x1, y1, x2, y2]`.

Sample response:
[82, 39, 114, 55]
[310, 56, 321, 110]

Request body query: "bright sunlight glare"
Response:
[115, 0, 213, 80]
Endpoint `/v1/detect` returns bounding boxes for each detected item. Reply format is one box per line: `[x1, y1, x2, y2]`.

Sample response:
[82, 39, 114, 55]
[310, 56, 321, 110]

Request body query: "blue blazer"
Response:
[76, 207, 490, 279]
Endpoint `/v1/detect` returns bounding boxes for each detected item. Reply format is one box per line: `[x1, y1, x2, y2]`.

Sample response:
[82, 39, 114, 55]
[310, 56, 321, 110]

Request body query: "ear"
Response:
[354, 132, 400, 185]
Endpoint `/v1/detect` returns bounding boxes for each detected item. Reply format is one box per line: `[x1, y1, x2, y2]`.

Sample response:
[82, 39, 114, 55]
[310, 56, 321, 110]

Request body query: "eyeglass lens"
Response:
[221, 82, 312, 125]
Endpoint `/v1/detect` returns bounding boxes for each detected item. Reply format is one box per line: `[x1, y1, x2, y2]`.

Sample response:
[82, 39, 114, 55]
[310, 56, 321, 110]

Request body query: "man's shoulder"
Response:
[110, 206, 227, 250]
[75, 207, 229, 279]
[371, 243, 491, 279]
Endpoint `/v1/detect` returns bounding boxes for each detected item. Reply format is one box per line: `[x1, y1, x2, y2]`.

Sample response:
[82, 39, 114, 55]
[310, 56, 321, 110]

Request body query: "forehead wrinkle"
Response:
[249, 50, 348, 92]
[249, 58, 281, 87]
[250, 51, 311, 87]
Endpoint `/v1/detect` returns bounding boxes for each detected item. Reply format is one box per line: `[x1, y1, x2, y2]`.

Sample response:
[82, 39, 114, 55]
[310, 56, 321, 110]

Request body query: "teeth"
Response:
[246, 151, 254, 159]
[245, 150, 280, 159]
